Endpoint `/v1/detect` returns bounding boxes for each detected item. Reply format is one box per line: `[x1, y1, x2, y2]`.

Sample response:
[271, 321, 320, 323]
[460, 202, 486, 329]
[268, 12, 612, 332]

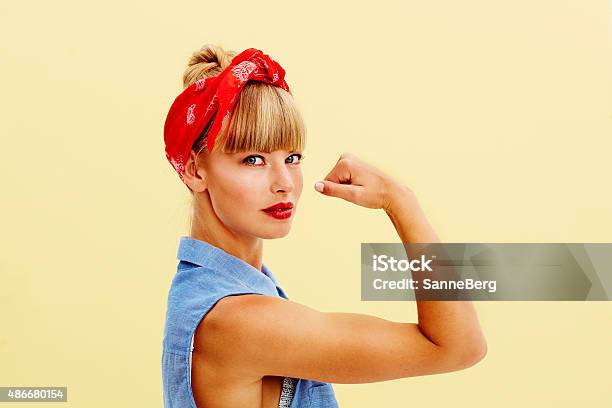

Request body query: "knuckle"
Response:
[346, 187, 356, 200]
[339, 152, 354, 161]
[339, 157, 351, 167]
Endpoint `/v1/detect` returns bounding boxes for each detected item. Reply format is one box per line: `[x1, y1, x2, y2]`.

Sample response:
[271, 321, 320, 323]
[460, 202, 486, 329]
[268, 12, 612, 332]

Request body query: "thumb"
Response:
[314, 180, 360, 203]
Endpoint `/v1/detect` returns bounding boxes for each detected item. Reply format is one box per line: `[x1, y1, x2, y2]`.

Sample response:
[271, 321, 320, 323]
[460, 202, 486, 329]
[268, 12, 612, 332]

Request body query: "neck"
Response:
[190, 190, 263, 272]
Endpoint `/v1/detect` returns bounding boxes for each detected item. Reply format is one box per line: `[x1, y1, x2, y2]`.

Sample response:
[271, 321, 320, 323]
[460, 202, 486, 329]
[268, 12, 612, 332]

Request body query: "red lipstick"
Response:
[262, 202, 294, 220]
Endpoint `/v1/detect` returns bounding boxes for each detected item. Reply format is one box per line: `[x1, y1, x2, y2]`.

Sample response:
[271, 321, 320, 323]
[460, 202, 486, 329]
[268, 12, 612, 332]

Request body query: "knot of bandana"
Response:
[163, 48, 291, 182]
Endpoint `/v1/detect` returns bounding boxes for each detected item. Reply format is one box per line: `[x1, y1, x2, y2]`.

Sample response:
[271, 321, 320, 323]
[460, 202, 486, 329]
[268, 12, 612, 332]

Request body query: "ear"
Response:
[182, 150, 207, 193]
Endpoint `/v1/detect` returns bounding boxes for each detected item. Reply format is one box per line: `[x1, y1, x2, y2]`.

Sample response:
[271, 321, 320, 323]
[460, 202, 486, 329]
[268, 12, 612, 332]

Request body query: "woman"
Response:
[161, 44, 487, 408]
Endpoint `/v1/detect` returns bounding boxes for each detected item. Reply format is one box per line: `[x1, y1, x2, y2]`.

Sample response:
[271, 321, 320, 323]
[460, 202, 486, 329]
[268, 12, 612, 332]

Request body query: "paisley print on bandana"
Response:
[163, 48, 291, 182]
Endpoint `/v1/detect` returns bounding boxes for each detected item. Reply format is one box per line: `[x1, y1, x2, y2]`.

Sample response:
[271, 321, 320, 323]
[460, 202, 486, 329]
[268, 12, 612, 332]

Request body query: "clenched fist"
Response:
[314, 152, 408, 211]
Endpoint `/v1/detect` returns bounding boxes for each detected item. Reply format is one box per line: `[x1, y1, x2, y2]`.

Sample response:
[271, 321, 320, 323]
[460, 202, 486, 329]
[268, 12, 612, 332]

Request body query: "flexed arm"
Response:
[315, 152, 487, 364]
[197, 152, 487, 385]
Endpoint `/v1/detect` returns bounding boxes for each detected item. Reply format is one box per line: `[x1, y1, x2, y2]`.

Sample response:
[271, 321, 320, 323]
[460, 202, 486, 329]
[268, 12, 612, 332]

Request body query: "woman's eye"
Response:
[287, 154, 303, 164]
[243, 153, 303, 166]
[243, 155, 264, 166]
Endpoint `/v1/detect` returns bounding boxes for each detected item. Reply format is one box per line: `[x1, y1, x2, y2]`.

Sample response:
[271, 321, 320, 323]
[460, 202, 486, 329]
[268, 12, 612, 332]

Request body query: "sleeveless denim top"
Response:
[162, 236, 340, 408]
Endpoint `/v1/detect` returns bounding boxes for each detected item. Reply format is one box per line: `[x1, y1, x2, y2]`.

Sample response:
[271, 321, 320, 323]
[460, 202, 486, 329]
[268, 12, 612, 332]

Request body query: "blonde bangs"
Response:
[212, 82, 306, 154]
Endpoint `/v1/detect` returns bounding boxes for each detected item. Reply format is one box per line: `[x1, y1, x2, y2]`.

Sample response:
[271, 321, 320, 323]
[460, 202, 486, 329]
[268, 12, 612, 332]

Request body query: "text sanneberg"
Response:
[371, 254, 497, 293]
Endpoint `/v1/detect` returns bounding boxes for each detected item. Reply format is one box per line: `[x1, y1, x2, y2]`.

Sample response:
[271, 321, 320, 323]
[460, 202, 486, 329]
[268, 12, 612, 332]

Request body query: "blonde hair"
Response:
[182, 44, 306, 162]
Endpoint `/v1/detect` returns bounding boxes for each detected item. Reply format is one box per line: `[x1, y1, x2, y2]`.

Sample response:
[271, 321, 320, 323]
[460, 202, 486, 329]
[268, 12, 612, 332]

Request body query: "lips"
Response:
[263, 202, 294, 211]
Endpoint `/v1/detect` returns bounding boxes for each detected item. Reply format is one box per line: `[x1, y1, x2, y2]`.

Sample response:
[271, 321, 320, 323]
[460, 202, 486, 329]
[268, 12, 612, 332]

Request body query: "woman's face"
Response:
[201, 149, 304, 239]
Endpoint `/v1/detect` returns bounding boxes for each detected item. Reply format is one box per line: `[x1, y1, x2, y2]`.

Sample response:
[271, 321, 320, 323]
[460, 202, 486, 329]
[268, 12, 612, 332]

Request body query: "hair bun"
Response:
[182, 44, 237, 89]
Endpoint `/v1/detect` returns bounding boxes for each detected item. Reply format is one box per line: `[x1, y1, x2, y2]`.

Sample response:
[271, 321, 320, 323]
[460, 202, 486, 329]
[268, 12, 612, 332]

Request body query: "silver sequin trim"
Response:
[278, 377, 296, 408]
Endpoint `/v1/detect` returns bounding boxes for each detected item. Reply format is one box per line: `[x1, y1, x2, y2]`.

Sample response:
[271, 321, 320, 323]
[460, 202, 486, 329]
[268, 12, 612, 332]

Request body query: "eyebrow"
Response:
[234, 150, 300, 155]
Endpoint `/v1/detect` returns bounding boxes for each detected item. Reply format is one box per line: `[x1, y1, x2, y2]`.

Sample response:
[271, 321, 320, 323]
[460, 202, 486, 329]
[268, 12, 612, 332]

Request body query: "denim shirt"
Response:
[162, 236, 339, 408]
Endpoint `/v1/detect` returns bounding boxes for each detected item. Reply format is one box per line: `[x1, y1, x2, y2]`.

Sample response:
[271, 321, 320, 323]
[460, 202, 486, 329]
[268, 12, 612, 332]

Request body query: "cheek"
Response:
[293, 170, 304, 196]
[212, 173, 263, 212]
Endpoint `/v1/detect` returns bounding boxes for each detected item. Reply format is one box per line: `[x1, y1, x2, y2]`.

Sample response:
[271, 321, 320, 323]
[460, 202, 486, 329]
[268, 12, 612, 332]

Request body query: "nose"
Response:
[269, 161, 294, 193]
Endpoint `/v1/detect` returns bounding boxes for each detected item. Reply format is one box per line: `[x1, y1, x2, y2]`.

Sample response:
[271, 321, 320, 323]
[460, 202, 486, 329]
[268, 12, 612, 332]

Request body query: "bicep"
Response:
[203, 295, 467, 384]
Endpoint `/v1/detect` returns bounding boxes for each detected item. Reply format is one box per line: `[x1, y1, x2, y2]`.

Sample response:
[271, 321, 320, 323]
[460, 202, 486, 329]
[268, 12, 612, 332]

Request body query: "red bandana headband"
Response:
[163, 48, 291, 182]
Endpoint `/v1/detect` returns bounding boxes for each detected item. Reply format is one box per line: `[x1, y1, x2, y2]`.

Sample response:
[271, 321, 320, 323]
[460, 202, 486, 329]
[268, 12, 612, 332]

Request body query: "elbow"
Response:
[458, 338, 488, 369]
[445, 338, 488, 371]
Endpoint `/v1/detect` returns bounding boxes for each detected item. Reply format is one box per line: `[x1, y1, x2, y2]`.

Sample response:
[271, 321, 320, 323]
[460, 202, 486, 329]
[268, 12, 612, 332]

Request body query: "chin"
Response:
[258, 226, 292, 239]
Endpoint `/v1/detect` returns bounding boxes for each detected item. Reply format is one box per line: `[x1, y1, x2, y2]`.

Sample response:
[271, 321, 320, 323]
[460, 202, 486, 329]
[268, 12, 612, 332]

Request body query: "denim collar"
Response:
[176, 236, 285, 296]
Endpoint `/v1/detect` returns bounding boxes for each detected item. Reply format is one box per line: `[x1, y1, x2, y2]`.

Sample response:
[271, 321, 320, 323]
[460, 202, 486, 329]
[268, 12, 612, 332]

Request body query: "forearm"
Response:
[384, 185, 439, 244]
[384, 185, 487, 362]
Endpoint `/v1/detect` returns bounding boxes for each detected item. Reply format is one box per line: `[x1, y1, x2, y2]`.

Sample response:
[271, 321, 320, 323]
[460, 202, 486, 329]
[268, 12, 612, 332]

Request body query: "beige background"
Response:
[1, 0, 611, 406]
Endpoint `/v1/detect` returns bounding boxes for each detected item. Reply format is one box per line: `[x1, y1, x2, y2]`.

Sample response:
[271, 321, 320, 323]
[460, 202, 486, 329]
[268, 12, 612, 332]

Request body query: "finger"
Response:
[315, 180, 363, 203]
